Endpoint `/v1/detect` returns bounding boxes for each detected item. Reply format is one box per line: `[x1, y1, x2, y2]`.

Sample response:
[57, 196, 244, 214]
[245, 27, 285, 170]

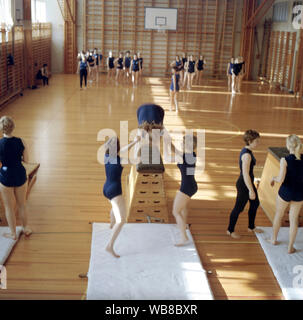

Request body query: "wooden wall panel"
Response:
[83, 0, 238, 78]
[0, 23, 51, 108]
[265, 30, 297, 91]
[0, 27, 25, 106]
[294, 30, 303, 98]
[58, 0, 78, 73]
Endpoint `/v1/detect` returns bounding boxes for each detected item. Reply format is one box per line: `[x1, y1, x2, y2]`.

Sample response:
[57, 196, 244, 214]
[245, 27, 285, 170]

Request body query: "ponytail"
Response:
[286, 134, 302, 160]
[295, 143, 302, 160]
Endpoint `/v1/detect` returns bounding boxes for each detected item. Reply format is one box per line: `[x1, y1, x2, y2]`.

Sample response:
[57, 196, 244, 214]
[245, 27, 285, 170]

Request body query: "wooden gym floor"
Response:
[1, 74, 303, 300]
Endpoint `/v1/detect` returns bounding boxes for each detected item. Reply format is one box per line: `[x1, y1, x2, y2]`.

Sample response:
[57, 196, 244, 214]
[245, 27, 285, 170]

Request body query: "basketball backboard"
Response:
[144, 7, 178, 31]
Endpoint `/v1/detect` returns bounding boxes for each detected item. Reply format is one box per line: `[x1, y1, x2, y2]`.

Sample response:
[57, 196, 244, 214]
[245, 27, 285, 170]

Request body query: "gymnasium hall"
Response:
[0, 0, 303, 301]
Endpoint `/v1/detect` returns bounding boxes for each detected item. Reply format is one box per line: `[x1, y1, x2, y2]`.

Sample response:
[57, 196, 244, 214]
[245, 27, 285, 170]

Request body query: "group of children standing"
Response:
[76, 49, 144, 89]
[169, 53, 206, 112]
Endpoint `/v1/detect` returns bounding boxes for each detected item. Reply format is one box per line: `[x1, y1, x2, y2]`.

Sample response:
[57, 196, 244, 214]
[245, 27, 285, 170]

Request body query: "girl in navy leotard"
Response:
[103, 136, 140, 258]
[196, 55, 206, 85]
[107, 51, 115, 80]
[0, 116, 32, 240]
[171, 55, 184, 87]
[231, 57, 245, 94]
[227, 130, 263, 239]
[115, 52, 124, 83]
[77, 54, 89, 89]
[170, 134, 198, 246]
[269, 135, 303, 254]
[93, 48, 100, 82]
[138, 52, 143, 81]
[181, 53, 188, 88]
[236, 57, 245, 93]
[124, 51, 131, 81]
[87, 51, 96, 84]
[131, 54, 140, 87]
[227, 57, 235, 92]
[184, 55, 196, 90]
[170, 67, 180, 112]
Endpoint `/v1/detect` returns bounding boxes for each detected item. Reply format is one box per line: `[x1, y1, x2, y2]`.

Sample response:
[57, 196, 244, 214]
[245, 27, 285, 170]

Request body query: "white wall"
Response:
[46, 0, 64, 73]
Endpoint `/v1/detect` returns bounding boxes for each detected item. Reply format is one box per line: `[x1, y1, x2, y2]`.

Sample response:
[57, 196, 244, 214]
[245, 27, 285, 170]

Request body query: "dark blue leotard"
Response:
[197, 60, 204, 71]
[233, 63, 244, 76]
[80, 60, 88, 70]
[103, 154, 123, 201]
[125, 57, 131, 68]
[188, 61, 196, 73]
[117, 58, 123, 69]
[0, 137, 27, 187]
[176, 60, 182, 71]
[239, 147, 256, 181]
[87, 56, 95, 67]
[132, 59, 140, 72]
[108, 57, 115, 69]
[139, 57, 143, 69]
[182, 58, 187, 67]
[94, 54, 99, 66]
[228, 63, 234, 75]
[278, 154, 303, 202]
[227, 147, 259, 233]
[137, 104, 165, 126]
[170, 74, 180, 92]
[178, 152, 198, 198]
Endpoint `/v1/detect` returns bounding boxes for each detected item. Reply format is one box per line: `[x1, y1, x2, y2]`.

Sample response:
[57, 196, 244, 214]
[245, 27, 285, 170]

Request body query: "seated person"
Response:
[41, 64, 49, 86]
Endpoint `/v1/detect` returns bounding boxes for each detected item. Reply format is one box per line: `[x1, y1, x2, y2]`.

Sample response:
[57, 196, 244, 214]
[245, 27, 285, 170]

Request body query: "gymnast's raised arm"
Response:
[120, 136, 141, 154]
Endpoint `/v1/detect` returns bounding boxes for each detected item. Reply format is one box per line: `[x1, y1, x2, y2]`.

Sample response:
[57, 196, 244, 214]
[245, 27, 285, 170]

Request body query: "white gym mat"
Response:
[255, 227, 303, 300]
[87, 223, 214, 300]
[0, 227, 23, 265]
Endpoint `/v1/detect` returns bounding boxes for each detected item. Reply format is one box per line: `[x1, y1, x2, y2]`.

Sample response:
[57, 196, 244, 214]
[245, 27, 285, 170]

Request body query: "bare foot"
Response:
[3, 233, 17, 240]
[23, 227, 33, 237]
[175, 237, 190, 247]
[288, 247, 297, 254]
[105, 245, 120, 258]
[266, 238, 278, 245]
[226, 231, 241, 239]
[248, 228, 263, 234]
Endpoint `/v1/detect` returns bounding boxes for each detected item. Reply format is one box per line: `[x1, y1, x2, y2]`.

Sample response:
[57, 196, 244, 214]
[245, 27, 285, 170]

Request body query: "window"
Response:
[273, 2, 289, 22]
[0, 0, 13, 29]
[31, 0, 46, 23]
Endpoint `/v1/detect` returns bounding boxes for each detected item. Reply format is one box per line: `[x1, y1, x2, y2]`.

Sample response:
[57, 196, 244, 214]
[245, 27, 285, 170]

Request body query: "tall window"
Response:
[31, 0, 46, 23]
[0, 0, 13, 29]
[273, 1, 289, 22]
